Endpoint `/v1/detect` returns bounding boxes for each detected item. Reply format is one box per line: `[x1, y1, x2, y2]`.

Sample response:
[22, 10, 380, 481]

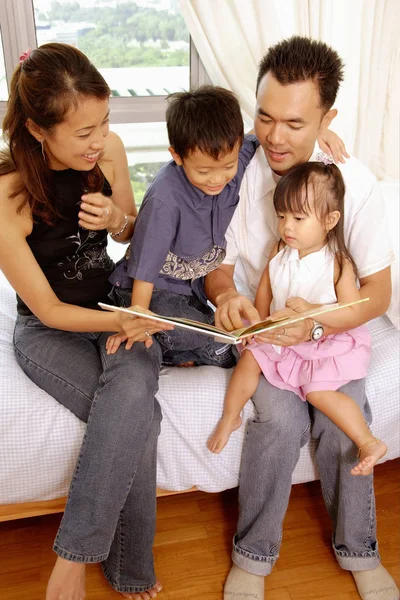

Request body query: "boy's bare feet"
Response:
[46, 556, 86, 600]
[351, 439, 387, 476]
[122, 581, 162, 599]
[207, 415, 242, 453]
[176, 361, 195, 367]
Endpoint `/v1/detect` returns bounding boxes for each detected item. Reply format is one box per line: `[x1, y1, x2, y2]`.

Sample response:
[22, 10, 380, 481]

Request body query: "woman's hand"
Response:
[79, 192, 124, 231]
[317, 130, 350, 164]
[106, 307, 174, 355]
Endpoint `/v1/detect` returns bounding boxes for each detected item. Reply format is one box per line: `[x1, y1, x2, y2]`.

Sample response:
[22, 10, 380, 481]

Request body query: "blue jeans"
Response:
[232, 377, 380, 575]
[13, 314, 163, 594]
[116, 287, 235, 368]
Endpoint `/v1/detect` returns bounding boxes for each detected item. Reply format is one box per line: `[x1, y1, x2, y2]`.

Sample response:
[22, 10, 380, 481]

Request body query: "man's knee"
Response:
[251, 377, 309, 439]
[312, 407, 354, 452]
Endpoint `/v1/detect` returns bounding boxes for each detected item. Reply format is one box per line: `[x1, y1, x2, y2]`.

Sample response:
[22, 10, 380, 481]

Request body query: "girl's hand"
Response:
[285, 297, 313, 313]
[79, 192, 123, 231]
[317, 130, 350, 164]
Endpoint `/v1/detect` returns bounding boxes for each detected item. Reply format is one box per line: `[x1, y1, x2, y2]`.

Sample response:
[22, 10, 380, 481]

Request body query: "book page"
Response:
[235, 299, 369, 339]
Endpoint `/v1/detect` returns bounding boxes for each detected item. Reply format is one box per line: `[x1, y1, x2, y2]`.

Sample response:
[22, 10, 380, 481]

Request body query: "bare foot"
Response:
[122, 581, 162, 599]
[351, 439, 387, 476]
[46, 556, 86, 600]
[207, 416, 242, 453]
[176, 361, 195, 368]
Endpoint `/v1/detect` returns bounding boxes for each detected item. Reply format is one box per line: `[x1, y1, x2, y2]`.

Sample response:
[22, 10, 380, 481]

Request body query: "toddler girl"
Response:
[208, 160, 387, 476]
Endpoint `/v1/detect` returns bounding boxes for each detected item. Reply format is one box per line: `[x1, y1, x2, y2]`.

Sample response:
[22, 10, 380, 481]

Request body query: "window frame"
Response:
[0, 0, 210, 124]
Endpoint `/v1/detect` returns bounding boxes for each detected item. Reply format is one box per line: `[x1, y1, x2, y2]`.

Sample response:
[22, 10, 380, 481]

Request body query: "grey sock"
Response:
[352, 565, 399, 600]
[224, 564, 265, 600]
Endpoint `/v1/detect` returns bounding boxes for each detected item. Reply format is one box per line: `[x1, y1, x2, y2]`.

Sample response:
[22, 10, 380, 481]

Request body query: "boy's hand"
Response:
[109, 306, 173, 354]
[317, 130, 350, 164]
[286, 297, 313, 313]
[106, 332, 129, 355]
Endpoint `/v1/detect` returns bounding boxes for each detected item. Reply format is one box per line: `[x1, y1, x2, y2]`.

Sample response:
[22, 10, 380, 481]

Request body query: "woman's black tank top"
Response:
[17, 169, 115, 316]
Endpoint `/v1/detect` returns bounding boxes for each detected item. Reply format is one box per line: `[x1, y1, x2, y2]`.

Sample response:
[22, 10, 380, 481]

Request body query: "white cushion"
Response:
[0, 268, 399, 504]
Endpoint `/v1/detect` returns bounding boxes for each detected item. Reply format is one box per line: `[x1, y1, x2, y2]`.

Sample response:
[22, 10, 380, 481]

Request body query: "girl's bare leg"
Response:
[306, 390, 387, 476]
[208, 350, 262, 454]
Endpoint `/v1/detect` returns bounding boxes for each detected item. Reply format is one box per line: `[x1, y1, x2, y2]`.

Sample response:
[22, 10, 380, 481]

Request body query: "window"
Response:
[111, 121, 170, 207]
[0, 0, 209, 204]
[33, 0, 190, 98]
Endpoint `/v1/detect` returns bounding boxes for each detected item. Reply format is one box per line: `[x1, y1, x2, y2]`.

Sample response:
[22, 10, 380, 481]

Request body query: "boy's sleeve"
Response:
[126, 196, 176, 284]
[236, 134, 259, 183]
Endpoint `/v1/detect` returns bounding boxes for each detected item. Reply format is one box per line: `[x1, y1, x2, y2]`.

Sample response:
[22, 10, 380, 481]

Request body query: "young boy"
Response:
[108, 85, 259, 367]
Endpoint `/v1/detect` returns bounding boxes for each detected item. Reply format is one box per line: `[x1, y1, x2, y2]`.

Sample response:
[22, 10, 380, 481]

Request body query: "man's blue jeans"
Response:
[232, 376, 381, 575]
[13, 314, 163, 594]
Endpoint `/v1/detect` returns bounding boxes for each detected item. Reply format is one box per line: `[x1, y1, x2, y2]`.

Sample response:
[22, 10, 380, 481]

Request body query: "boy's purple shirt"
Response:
[109, 134, 259, 302]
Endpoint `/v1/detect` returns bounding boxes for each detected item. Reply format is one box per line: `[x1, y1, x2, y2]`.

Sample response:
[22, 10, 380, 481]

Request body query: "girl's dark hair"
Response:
[166, 85, 244, 160]
[0, 43, 111, 224]
[273, 162, 357, 281]
[256, 36, 344, 112]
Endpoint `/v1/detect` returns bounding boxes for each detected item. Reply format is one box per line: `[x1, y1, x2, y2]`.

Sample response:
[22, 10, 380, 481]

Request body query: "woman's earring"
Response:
[41, 140, 46, 162]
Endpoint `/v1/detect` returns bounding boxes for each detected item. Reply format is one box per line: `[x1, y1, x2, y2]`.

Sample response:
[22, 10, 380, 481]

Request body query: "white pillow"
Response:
[380, 180, 400, 329]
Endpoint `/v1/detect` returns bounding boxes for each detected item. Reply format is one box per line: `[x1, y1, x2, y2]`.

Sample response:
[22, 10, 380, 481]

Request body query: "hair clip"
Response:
[316, 151, 334, 166]
[19, 49, 32, 63]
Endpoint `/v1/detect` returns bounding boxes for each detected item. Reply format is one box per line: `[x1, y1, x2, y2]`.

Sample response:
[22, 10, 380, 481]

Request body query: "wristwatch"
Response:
[310, 320, 324, 341]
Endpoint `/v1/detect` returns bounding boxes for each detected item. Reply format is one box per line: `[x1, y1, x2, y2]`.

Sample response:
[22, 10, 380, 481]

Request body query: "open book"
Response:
[98, 298, 368, 345]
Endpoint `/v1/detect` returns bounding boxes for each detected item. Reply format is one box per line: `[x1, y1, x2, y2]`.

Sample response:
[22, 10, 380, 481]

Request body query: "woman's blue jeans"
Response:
[13, 314, 163, 594]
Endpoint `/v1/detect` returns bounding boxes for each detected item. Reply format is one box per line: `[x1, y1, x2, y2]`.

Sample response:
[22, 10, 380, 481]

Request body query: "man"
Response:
[205, 37, 398, 600]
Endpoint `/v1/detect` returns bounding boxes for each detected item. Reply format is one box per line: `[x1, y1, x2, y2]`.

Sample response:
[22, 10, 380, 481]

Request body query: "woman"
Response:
[0, 43, 170, 600]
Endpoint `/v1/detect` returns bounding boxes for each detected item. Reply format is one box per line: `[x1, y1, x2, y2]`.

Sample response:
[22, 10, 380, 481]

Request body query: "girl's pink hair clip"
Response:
[19, 49, 32, 63]
[316, 151, 334, 165]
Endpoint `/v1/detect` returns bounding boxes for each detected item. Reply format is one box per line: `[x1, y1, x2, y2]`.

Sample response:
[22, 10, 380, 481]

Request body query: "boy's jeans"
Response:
[232, 376, 381, 575]
[13, 313, 163, 594]
[116, 287, 235, 368]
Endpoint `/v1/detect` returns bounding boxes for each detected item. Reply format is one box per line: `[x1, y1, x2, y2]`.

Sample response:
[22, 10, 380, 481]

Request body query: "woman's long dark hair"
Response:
[273, 162, 358, 281]
[0, 43, 111, 224]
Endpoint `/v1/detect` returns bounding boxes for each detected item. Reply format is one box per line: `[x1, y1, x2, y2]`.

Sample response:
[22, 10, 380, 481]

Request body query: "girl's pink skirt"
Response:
[244, 326, 371, 401]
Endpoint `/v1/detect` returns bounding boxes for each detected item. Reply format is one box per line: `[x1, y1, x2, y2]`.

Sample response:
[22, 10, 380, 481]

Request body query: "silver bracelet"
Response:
[108, 214, 129, 239]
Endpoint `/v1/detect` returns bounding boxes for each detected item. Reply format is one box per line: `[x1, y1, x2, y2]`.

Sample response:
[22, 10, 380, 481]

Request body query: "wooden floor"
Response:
[1, 459, 399, 600]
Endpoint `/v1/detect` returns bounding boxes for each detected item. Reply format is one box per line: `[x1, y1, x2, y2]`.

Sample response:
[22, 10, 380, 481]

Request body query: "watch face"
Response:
[312, 326, 324, 341]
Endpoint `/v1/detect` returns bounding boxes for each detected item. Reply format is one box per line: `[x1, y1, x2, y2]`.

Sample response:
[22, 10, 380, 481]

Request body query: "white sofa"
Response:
[1, 180, 399, 510]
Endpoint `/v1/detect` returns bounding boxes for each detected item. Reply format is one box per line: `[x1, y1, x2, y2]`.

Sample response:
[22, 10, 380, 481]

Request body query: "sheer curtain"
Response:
[180, 0, 399, 179]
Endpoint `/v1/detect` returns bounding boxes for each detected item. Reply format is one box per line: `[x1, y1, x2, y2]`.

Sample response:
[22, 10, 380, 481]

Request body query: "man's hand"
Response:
[215, 289, 261, 331]
[254, 306, 313, 347]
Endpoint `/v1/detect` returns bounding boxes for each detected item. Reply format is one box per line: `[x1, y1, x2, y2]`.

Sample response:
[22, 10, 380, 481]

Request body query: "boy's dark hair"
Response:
[166, 85, 244, 160]
[273, 161, 357, 281]
[256, 36, 344, 112]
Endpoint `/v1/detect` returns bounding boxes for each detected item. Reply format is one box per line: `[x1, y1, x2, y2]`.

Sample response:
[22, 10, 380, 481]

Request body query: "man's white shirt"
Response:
[224, 144, 395, 301]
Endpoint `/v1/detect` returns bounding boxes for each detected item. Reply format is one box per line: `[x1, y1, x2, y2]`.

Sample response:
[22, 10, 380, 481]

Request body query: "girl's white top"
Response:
[269, 245, 337, 313]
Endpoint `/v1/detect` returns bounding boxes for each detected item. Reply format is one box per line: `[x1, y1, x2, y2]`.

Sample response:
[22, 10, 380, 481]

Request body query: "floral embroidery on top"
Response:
[58, 229, 113, 281]
[160, 245, 226, 281]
